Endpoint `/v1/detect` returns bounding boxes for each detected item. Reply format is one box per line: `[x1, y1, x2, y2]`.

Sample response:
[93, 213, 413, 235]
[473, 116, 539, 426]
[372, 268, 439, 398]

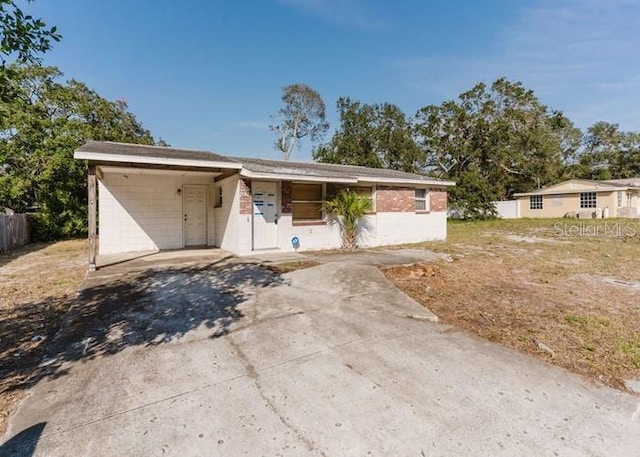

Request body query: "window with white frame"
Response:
[580, 192, 596, 208]
[617, 191, 623, 207]
[415, 188, 428, 211]
[530, 195, 543, 210]
[292, 183, 323, 222]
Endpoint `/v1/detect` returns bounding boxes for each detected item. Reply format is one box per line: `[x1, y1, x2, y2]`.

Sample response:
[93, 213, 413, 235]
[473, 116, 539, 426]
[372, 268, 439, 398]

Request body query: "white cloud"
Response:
[392, 0, 640, 131]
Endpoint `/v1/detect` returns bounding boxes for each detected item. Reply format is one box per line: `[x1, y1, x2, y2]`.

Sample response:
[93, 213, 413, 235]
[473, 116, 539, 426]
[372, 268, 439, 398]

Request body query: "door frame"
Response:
[251, 180, 279, 251]
[182, 184, 208, 247]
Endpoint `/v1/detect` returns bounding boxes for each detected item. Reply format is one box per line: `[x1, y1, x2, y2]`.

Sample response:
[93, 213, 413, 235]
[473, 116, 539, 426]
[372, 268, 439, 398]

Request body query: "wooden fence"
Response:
[0, 214, 30, 253]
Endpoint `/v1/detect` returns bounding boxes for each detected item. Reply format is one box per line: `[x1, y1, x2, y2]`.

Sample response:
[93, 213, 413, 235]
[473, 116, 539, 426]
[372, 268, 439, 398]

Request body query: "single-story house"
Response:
[513, 178, 640, 218]
[74, 141, 454, 270]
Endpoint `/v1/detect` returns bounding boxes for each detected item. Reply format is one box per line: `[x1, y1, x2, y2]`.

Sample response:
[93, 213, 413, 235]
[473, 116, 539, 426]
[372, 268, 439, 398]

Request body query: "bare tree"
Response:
[270, 83, 329, 160]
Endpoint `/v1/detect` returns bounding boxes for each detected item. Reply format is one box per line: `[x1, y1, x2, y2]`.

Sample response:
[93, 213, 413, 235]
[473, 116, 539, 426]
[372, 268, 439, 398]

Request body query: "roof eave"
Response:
[239, 169, 358, 183]
[356, 176, 455, 186]
[74, 150, 243, 170]
[239, 169, 455, 186]
[514, 187, 628, 197]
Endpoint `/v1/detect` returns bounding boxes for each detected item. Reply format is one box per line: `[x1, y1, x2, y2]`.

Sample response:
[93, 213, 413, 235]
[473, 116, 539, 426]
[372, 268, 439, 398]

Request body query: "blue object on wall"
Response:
[291, 236, 300, 250]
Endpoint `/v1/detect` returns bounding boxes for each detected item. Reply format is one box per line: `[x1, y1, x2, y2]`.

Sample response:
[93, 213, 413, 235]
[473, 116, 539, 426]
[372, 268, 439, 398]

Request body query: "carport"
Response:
[75, 141, 242, 271]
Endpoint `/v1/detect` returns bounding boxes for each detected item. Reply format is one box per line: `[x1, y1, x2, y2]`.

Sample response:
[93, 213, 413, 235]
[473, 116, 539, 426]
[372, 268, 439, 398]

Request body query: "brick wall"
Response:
[376, 186, 415, 212]
[429, 188, 448, 212]
[239, 179, 252, 214]
[376, 186, 448, 213]
[281, 181, 292, 213]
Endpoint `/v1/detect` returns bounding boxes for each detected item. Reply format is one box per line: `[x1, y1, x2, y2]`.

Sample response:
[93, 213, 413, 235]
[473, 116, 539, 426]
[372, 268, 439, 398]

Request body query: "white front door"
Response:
[183, 185, 207, 246]
[252, 181, 278, 250]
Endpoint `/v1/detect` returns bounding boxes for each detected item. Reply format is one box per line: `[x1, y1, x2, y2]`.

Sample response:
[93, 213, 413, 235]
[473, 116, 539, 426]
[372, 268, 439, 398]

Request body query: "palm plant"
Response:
[323, 189, 372, 250]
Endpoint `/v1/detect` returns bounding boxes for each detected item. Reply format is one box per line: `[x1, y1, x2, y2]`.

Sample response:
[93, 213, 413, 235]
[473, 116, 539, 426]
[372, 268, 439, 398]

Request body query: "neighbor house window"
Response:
[530, 195, 543, 210]
[580, 192, 596, 208]
[617, 191, 623, 207]
[415, 189, 428, 211]
[292, 183, 323, 222]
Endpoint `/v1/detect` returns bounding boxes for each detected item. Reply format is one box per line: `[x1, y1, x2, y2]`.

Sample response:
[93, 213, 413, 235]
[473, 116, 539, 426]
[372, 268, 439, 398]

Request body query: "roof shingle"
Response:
[77, 140, 235, 163]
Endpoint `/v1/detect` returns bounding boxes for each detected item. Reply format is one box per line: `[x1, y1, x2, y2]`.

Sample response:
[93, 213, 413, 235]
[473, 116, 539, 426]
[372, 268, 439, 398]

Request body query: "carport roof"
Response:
[75, 140, 242, 169]
[74, 141, 454, 186]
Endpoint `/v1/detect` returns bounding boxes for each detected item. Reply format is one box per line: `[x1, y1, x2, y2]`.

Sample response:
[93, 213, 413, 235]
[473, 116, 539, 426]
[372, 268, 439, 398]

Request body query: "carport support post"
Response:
[88, 164, 97, 271]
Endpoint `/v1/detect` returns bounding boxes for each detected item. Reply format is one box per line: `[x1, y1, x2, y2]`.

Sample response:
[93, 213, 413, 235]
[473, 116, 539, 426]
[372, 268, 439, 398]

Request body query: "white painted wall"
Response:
[213, 175, 252, 255]
[373, 212, 447, 245]
[99, 171, 449, 256]
[494, 200, 519, 219]
[213, 174, 237, 251]
[277, 214, 342, 252]
[271, 211, 447, 254]
[98, 171, 215, 255]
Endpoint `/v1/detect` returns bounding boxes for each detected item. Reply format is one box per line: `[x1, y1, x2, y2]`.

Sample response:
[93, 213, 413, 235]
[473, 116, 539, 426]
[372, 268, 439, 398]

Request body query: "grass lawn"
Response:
[384, 218, 640, 391]
[0, 240, 87, 437]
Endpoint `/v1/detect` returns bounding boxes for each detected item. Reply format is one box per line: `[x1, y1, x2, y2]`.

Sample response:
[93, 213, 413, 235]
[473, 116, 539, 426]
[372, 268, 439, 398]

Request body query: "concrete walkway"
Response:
[2, 252, 639, 456]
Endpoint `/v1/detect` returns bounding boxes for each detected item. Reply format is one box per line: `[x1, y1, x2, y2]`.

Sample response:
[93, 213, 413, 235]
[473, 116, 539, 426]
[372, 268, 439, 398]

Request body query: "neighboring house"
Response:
[74, 141, 454, 270]
[513, 178, 640, 218]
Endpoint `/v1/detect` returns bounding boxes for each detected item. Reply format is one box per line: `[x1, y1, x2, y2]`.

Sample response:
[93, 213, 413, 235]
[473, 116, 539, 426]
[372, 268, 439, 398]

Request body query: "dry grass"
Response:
[0, 240, 87, 436]
[266, 260, 320, 274]
[384, 218, 640, 391]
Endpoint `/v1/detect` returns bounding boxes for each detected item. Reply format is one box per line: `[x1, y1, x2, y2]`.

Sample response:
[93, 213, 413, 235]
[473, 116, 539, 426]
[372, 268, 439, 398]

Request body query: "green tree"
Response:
[323, 189, 372, 250]
[415, 77, 578, 217]
[1, 0, 60, 64]
[313, 97, 423, 173]
[1, 0, 61, 103]
[0, 64, 158, 240]
[572, 122, 640, 180]
[270, 83, 329, 161]
[616, 132, 640, 178]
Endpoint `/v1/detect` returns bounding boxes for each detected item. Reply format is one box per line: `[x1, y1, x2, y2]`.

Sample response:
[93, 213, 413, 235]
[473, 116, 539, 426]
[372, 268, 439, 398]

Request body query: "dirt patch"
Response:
[503, 234, 565, 244]
[0, 240, 87, 437]
[384, 219, 640, 391]
[576, 274, 640, 290]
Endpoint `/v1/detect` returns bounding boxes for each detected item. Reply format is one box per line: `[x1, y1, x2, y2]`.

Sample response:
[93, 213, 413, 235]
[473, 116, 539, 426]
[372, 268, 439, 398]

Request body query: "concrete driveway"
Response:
[2, 250, 639, 456]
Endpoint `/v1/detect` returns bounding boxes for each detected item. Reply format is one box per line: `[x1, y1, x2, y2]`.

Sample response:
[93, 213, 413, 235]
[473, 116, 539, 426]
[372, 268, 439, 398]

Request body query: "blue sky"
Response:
[26, 0, 640, 161]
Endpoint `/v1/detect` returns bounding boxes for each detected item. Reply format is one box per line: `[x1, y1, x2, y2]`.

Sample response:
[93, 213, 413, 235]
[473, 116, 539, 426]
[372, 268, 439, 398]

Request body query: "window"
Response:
[580, 192, 596, 208]
[415, 189, 428, 211]
[530, 195, 543, 210]
[353, 186, 375, 212]
[215, 185, 223, 207]
[617, 191, 623, 208]
[292, 183, 323, 222]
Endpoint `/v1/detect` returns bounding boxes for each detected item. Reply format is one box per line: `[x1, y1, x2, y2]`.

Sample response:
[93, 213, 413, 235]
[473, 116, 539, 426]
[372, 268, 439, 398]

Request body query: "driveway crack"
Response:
[227, 334, 328, 457]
